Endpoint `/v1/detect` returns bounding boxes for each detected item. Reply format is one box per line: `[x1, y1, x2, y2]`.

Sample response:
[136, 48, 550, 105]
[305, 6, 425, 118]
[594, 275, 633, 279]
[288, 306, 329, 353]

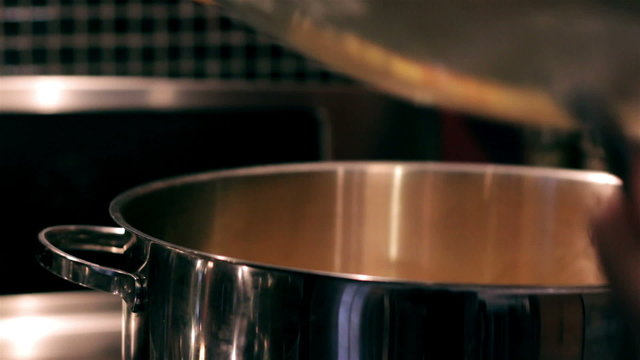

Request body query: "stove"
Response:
[0, 76, 548, 359]
[0, 291, 121, 360]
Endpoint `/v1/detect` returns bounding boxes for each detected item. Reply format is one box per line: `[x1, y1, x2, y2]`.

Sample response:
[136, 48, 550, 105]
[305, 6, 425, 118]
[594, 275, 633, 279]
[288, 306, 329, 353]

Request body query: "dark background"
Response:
[1, 109, 326, 294]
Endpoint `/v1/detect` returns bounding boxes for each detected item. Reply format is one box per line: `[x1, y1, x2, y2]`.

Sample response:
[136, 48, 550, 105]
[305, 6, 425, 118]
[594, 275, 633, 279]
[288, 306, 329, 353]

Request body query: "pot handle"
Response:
[37, 225, 146, 312]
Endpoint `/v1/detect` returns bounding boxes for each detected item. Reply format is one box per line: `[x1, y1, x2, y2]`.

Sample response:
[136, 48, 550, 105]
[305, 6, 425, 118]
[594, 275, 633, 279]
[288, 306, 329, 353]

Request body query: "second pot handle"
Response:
[37, 225, 146, 312]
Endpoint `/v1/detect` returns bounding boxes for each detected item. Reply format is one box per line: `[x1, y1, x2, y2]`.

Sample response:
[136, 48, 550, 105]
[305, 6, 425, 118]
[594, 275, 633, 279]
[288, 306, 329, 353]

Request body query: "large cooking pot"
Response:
[37, 162, 639, 359]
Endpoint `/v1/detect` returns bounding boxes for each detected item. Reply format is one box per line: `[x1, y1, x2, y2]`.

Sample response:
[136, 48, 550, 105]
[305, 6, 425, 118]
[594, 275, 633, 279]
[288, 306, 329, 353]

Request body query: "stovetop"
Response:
[0, 291, 121, 360]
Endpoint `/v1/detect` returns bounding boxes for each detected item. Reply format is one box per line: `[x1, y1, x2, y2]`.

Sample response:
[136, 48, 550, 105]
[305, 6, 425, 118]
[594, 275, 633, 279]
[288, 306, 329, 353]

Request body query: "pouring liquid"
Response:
[213, 0, 640, 139]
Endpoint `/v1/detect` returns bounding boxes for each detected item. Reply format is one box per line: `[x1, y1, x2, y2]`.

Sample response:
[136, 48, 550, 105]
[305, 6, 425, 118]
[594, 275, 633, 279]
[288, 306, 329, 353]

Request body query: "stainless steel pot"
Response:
[37, 162, 639, 359]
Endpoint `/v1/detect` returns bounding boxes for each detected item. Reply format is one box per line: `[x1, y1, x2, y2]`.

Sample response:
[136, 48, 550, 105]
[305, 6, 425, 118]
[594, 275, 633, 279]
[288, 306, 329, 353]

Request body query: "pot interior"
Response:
[115, 163, 619, 287]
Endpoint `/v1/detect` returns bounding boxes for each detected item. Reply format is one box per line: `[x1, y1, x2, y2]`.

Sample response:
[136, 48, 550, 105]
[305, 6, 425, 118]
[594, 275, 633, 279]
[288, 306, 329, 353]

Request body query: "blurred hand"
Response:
[591, 191, 640, 324]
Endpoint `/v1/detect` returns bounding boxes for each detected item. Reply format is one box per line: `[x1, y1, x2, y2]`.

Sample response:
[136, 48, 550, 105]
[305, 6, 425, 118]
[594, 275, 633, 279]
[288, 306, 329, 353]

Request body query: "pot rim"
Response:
[110, 161, 619, 294]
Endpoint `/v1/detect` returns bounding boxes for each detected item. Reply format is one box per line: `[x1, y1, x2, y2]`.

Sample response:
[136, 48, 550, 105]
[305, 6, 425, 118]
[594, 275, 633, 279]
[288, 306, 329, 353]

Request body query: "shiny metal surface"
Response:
[0, 291, 121, 360]
[0, 76, 359, 114]
[38, 226, 145, 311]
[38, 162, 640, 359]
[0, 76, 419, 160]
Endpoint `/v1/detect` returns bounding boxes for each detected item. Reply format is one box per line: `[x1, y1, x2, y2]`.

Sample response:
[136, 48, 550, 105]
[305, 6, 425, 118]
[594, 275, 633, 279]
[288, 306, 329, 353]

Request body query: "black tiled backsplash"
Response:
[0, 0, 349, 81]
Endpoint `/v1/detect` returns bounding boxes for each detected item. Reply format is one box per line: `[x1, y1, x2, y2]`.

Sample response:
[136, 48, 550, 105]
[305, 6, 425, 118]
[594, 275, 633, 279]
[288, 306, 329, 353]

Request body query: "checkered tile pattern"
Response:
[0, 0, 349, 82]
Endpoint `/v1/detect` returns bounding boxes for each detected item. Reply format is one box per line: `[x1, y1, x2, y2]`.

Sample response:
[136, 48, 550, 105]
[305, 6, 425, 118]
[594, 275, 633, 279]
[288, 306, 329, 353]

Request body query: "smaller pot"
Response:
[37, 162, 639, 359]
